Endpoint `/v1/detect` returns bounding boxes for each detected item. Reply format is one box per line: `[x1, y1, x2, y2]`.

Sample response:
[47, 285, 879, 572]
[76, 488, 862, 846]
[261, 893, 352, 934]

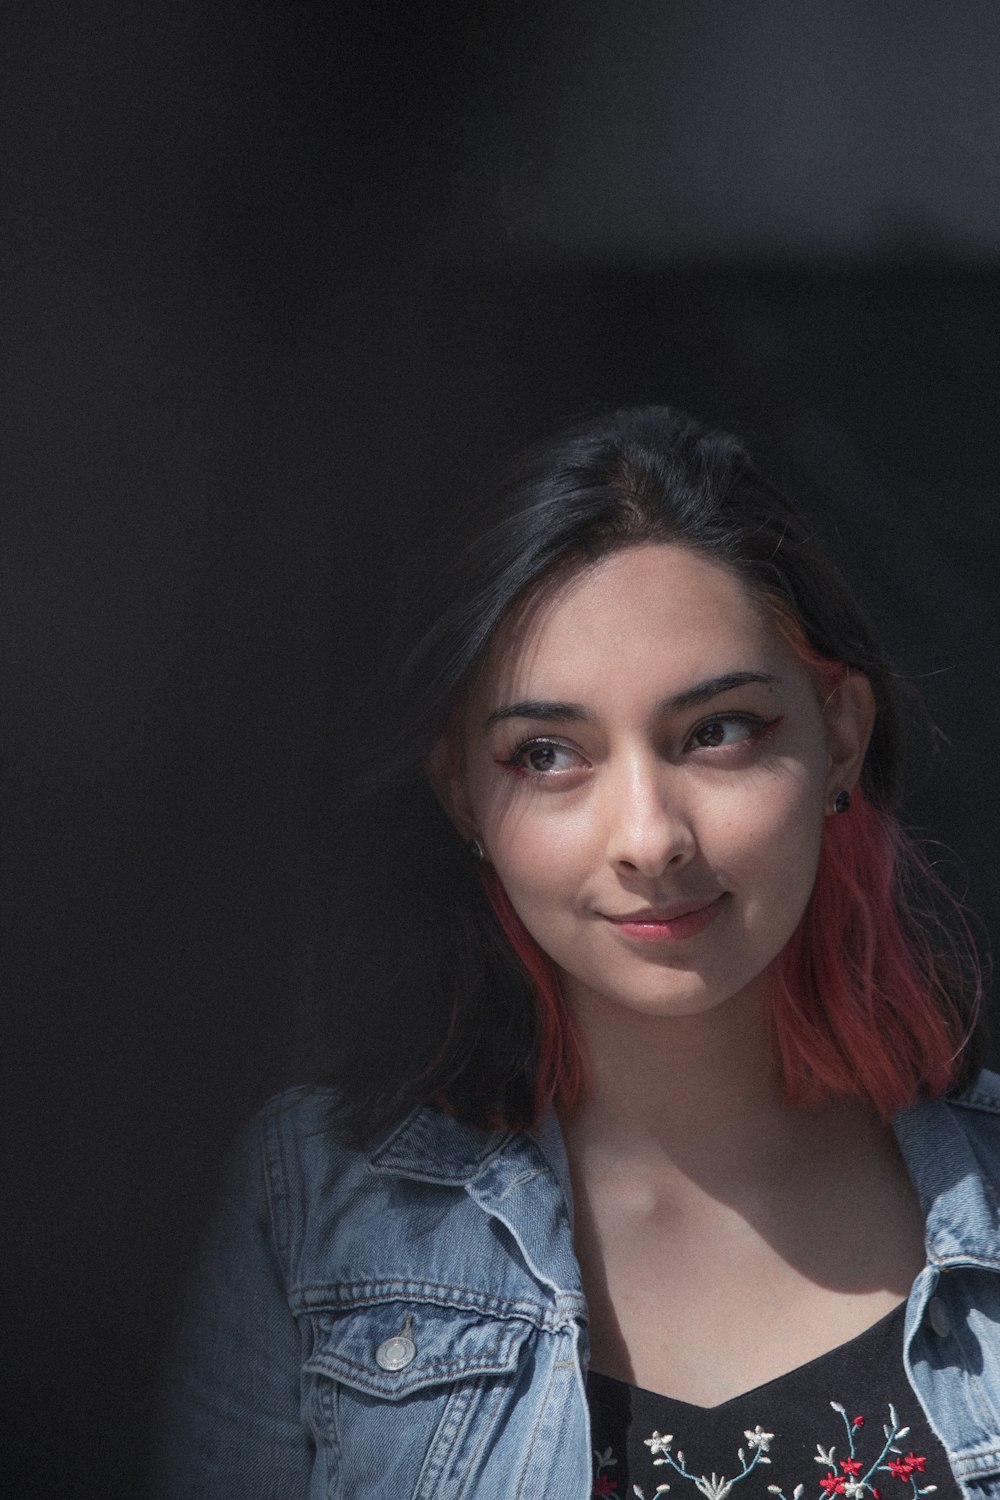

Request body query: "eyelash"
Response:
[496, 713, 784, 778]
[687, 712, 784, 752]
[496, 738, 583, 777]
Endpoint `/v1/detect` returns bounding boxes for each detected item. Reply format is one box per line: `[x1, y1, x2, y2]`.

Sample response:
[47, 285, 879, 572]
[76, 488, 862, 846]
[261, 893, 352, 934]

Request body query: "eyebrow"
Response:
[484, 671, 780, 729]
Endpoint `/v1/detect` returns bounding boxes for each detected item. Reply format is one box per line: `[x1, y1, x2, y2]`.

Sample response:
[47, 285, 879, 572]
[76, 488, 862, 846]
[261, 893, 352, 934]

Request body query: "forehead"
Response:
[477, 544, 782, 698]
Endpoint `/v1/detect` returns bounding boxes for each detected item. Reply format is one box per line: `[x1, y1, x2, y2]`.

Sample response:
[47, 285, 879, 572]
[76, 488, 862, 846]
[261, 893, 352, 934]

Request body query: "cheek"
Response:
[468, 761, 593, 879]
[474, 795, 600, 936]
[700, 762, 826, 875]
[488, 813, 590, 902]
[726, 772, 828, 923]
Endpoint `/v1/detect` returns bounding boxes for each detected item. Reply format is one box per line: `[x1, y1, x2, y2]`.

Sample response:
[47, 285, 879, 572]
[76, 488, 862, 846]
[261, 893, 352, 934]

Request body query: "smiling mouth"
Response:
[602, 896, 725, 942]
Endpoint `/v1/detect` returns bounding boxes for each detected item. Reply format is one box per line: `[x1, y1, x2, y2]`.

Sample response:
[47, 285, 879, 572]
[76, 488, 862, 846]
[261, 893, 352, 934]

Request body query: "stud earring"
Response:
[466, 836, 486, 861]
[833, 789, 852, 814]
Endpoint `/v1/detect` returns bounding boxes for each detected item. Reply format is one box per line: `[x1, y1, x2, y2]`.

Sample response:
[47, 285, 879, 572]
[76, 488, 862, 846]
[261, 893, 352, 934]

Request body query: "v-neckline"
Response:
[586, 1298, 908, 1414]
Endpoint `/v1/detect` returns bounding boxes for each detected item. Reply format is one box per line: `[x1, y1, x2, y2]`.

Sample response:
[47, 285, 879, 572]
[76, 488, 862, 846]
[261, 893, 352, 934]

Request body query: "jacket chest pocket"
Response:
[301, 1299, 538, 1500]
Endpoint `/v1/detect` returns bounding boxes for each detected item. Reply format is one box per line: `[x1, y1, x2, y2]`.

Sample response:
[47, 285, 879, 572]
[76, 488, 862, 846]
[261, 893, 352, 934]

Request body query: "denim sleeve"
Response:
[150, 1116, 314, 1498]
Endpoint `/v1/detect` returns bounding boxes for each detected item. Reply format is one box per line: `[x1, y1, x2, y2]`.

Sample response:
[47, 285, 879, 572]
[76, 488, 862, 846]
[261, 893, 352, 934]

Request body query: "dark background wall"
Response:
[4, 4, 999, 1495]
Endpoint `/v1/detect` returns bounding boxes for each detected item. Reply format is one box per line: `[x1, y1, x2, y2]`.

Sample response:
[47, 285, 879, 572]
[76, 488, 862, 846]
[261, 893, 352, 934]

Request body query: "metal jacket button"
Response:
[376, 1312, 416, 1371]
[926, 1296, 951, 1338]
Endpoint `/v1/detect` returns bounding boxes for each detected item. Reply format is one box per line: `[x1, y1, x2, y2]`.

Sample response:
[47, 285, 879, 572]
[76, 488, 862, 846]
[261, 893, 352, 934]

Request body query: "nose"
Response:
[604, 755, 697, 878]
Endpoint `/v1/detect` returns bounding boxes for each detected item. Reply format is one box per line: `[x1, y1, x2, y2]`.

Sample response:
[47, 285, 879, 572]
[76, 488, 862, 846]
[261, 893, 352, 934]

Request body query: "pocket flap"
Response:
[304, 1300, 534, 1399]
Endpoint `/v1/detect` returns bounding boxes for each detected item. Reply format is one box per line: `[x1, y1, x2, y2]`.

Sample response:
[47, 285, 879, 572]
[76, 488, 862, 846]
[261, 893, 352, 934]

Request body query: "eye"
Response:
[498, 738, 586, 776]
[687, 713, 781, 751]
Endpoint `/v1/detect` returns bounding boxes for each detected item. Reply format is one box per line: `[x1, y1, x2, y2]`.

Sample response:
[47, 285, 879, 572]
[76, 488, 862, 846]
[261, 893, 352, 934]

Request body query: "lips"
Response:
[607, 898, 719, 923]
[601, 895, 725, 942]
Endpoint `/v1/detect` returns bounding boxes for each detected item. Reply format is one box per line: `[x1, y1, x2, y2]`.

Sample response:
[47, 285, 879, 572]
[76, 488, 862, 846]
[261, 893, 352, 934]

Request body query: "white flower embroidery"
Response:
[695, 1476, 734, 1500]
[644, 1432, 674, 1457]
[627, 1398, 931, 1500]
[694, 1475, 734, 1500]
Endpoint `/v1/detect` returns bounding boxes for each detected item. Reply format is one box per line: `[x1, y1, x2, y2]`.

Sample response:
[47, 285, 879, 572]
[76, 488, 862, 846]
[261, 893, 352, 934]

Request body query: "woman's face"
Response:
[442, 544, 872, 1027]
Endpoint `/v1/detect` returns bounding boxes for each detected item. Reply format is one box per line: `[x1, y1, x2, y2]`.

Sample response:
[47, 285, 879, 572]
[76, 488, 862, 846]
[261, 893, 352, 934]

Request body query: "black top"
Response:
[587, 1302, 959, 1500]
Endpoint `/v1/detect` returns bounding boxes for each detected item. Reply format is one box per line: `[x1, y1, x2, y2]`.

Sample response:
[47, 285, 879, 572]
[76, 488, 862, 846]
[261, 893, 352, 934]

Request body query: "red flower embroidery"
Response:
[887, 1459, 914, 1481]
[820, 1474, 847, 1495]
[853, 1416, 865, 1428]
[872, 1490, 881, 1498]
[593, 1477, 617, 1498]
[904, 1454, 927, 1473]
[840, 1459, 864, 1476]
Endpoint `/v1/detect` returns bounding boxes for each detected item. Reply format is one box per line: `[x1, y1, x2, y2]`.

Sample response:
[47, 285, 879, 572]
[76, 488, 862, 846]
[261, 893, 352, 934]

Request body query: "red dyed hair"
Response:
[479, 629, 979, 1125]
[481, 869, 583, 1120]
[775, 788, 974, 1118]
[770, 609, 979, 1117]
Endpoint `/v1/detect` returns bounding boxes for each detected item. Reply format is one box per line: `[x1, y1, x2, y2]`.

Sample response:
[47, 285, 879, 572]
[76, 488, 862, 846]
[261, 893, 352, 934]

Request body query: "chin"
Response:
[565, 972, 730, 1019]
[560, 951, 778, 1022]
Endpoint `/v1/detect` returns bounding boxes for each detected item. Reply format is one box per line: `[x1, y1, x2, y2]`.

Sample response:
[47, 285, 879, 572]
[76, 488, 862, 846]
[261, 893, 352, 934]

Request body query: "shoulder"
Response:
[894, 1066, 1000, 1145]
[893, 1067, 1000, 1161]
[938, 1066, 1000, 1174]
[945, 1066, 1000, 1121]
[248, 1088, 518, 1303]
[935, 1067, 1000, 1158]
[254, 1084, 362, 1187]
[252, 1084, 511, 1195]
[893, 1068, 1000, 1260]
[248, 1086, 380, 1266]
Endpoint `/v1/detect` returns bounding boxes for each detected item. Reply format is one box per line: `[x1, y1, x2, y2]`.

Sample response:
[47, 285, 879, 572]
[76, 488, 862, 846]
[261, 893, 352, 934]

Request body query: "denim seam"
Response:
[305, 1352, 526, 1393]
[950, 1090, 1000, 1117]
[291, 1282, 584, 1328]
[261, 1095, 294, 1280]
[929, 1251, 1000, 1270]
[513, 1333, 565, 1500]
[412, 1376, 484, 1498]
[951, 1447, 1000, 1479]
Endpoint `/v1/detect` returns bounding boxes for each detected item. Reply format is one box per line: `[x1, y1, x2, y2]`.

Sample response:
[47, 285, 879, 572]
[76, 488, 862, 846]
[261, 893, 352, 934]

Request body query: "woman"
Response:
[156, 407, 998, 1500]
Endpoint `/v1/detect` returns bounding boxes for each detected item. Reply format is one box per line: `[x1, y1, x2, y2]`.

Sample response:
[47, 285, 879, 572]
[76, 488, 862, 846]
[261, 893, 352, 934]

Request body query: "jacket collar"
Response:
[367, 1075, 1000, 1270]
[893, 1071, 1000, 1268]
[366, 1105, 574, 1205]
[366, 1106, 514, 1184]
[366, 1105, 584, 1302]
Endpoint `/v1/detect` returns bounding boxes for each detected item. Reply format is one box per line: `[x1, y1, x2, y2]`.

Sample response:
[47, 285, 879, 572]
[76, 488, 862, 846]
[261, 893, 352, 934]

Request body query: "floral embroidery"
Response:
[770, 1403, 937, 1500]
[630, 1423, 772, 1500]
[593, 1445, 620, 1498]
[646, 1433, 673, 1458]
[618, 1402, 938, 1500]
[746, 1428, 775, 1452]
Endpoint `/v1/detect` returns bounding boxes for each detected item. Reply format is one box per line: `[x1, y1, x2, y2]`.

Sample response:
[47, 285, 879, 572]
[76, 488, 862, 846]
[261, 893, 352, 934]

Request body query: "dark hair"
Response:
[324, 405, 983, 1144]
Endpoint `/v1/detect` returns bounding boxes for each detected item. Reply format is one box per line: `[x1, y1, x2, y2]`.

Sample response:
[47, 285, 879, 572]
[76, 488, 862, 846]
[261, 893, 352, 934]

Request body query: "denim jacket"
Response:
[155, 1072, 1000, 1500]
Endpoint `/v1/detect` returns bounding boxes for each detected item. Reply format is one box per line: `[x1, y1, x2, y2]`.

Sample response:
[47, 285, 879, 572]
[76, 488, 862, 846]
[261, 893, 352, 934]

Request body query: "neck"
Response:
[557, 973, 806, 1172]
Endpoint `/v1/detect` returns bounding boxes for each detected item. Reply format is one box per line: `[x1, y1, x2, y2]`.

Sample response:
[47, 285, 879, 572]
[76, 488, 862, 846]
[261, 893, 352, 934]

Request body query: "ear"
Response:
[823, 670, 876, 811]
[425, 731, 476, 840]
